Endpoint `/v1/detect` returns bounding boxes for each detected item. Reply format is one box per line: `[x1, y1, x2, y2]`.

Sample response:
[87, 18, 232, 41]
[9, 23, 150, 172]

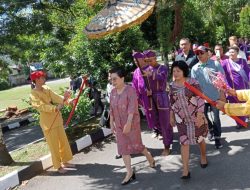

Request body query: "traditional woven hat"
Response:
[132, 52, 145, 59]
[143, 50, 156, 57]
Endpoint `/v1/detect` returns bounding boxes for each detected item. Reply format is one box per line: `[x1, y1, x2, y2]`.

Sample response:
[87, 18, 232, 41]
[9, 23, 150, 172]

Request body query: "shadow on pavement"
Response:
[4, 125, 43, 152]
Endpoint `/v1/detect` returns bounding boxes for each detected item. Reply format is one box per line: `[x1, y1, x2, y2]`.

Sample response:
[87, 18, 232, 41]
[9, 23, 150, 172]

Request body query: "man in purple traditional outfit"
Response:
[132, 52, 155, 132]
[221, 46, 250, 129]
[143, 50, 173, 156]
[239, 37, 250, 58]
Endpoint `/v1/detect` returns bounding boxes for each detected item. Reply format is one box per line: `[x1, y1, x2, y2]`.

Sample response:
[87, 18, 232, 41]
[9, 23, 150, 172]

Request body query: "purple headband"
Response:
[132, 52, 145, 59]
[143, 50, 156, 58]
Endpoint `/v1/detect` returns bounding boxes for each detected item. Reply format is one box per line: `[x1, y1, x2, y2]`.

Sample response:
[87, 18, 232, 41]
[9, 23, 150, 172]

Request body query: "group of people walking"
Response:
[111, 48, 209, 183]
[28, 35, 250, 185]
[108, 36, 250, 184]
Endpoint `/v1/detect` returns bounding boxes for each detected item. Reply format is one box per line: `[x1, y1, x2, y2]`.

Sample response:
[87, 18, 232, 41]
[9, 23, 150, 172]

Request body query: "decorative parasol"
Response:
[84, 0, 155, 39]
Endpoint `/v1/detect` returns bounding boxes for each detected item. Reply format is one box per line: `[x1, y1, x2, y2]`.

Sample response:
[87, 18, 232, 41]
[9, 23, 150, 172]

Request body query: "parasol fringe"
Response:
[87, 0, 106, 6]
[85, 4, 155, 39]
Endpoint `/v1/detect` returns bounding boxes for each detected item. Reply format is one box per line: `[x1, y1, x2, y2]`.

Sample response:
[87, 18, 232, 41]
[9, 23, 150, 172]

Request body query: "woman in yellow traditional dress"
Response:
[30, 71, 75, 173]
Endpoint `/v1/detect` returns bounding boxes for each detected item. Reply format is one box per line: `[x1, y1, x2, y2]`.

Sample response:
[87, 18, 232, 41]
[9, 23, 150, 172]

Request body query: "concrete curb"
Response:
[1, 115, 96, 134]
[1, 117, 36, 134]
[0, 127, 112, 190]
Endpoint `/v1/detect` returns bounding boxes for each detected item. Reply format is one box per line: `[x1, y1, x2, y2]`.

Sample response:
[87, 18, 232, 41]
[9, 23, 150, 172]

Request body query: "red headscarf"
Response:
[30, 71, 46, 81]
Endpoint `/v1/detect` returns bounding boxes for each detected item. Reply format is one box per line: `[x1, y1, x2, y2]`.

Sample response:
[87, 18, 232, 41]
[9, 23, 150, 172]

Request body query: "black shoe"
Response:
[121, 172, 136, 185]
[115, 155, 122, 159]
[181, 172, 191, 179]
[200, 162, 208, 168]
[215, 139, 223, 149]
[215, 144, 223, 149]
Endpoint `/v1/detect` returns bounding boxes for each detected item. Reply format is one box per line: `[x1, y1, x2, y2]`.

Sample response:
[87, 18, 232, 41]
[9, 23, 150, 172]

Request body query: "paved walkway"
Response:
[17, 114, 250, 190]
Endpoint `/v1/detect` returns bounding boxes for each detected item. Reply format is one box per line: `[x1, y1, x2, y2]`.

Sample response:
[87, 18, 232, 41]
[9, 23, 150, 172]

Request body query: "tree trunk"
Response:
[0, 127, 14, 166]
[171, 0, 184, 43]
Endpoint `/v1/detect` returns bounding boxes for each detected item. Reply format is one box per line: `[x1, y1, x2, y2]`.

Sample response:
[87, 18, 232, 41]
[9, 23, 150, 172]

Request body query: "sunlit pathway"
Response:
[18, 115, 250, 190]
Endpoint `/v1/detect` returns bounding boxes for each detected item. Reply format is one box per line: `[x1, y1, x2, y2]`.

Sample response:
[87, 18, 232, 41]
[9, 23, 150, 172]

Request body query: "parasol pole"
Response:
[47, 89, 71, 134]
[135, 59, 151, 92]
[47, 76, 88, 134]
[184, 81, 247, 128]
[134, 57, 159, 117]
[65, 76, 88, 127]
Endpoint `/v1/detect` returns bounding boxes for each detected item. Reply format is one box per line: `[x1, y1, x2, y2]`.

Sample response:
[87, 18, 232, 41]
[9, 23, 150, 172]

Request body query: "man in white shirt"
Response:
[105, 72, 113, 104]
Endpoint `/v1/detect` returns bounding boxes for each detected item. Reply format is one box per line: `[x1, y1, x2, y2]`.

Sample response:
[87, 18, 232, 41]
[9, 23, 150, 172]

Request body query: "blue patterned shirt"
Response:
[191, 59, 225, 101]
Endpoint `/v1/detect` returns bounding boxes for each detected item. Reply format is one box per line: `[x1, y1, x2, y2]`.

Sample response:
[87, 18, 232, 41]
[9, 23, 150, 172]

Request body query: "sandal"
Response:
[62, 163, 76, 168]
[57, 167, 67, 174]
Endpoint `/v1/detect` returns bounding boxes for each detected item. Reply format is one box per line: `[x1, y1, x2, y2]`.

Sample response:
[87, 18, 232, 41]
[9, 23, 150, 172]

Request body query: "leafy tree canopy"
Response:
[0, 0, 248, 81]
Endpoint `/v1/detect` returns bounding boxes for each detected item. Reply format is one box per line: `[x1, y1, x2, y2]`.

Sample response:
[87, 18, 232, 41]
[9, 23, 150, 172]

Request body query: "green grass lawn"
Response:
[0, 140, 49, 177]
[0, 79, 69, 110]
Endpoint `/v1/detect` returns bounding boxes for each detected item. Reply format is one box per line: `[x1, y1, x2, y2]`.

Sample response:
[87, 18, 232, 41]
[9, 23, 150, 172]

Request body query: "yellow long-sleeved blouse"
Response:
[30, 85, 64, 131]
[224, 90, 250, 116]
